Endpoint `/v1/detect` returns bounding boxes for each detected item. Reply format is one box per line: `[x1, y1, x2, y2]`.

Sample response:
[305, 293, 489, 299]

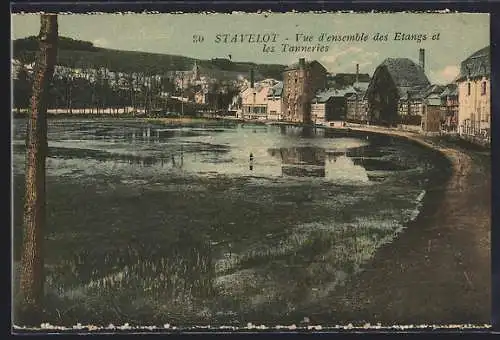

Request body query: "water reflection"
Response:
[268, 147, 326, 178]
[40, 124, 411, 183]
[268, 145, 371, 182]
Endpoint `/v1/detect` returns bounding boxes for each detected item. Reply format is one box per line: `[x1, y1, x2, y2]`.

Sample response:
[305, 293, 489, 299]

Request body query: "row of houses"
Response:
[12, 58, 246, 102]
[365, 46, 489, 139]
[13, 45, 490, 142]
[233, 46, 490, 145]
[235, 59, 371, 123]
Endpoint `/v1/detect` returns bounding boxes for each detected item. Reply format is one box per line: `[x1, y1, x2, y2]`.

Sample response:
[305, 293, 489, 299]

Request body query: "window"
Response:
[467, 82, 471, 96]
[481, 81, 487, 95]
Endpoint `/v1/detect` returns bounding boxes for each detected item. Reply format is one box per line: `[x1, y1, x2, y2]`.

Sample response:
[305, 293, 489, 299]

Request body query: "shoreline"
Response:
[305, 125, 491, 325]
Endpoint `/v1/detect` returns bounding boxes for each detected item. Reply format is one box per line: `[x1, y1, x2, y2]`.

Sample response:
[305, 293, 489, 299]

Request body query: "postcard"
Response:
[11, 11, 491, 332]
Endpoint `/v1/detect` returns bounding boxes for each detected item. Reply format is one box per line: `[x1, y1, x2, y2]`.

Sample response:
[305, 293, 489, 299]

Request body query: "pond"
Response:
[12, 118, 443, 326]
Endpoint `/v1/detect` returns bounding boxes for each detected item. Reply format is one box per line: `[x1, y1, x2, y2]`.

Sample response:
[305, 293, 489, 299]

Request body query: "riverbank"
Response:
[302, 125, 491, 326]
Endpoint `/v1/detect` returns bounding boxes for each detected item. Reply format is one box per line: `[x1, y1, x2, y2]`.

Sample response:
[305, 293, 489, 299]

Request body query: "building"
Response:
[312, 86, 357, 125]
[346, 79, 370, 123]
[399, 84, 442, 126]
[266, 81, 283, 121]
[282, 58, 328, 123]
[240, 78, 275, 120]
[11, 59, 22, 80]
[194, 90, 208, 104]
[456, 46, 490, 138]
[311, 90, 332, 124]
[439, 84, 459, 132]
[365, 50, 430, 126]
[421, 93, 442, 133]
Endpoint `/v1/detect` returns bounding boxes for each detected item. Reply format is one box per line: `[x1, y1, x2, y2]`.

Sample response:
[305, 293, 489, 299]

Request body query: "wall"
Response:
[311, 103, 326, 123]
[422, 105, 442, 132]
[366, 67, 400, 125]
[267, 96, 283, 120]
[241, 85, 271, 119]
[458, 76, 490, 136]
[282, 62, 327, 123]
[283, 67, 308, 122]
[346, 96, 368, 122]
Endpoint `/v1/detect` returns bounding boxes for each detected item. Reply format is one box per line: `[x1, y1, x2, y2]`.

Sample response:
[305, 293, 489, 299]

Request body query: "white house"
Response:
[240, 80, 280, 120]
[11, 59, 22, 80]
[456, 46, 490, 138]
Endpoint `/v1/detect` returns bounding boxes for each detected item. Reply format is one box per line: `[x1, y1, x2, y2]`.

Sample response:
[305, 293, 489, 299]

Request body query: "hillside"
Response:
[12, 36, 286, 80]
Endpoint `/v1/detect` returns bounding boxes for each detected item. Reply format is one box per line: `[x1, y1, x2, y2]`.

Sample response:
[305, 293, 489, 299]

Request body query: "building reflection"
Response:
[268, 146, 326, 177]
[267, 146, 376, 181]
[90, 126, 406, 181]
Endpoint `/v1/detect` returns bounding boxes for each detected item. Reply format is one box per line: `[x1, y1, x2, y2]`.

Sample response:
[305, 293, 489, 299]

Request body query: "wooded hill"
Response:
[13, 36, 286, 80]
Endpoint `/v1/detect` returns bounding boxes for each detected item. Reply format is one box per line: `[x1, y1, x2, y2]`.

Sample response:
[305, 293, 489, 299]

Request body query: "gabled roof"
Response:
[440, 83, 458, 98]
[367, 57, 430, 100]
[380, 58, 430, 88]
[423, 84, 446, 98]
[456, 46, 490, 81]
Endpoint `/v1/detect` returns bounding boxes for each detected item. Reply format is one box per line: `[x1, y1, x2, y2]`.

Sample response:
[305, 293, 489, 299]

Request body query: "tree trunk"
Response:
[18, 14, 58, 326]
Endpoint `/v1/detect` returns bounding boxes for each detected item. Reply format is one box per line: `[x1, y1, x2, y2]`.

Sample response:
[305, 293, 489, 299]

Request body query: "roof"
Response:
[368, 58, 430, 99]
[267, 81, 283, 97]
[456, 46, 490, 81]
[313, 86, 357, 103]
[381, 58, 430, 88]
[440, 83, 458, 98]
[423, 84, 446, 98]
[286, 60, 326, 72]
[353, 81, 370, 94]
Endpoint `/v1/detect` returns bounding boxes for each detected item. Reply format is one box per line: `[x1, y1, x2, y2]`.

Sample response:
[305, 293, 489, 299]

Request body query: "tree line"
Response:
[13, 36, 286, 80]
[13, 64, 241, 116]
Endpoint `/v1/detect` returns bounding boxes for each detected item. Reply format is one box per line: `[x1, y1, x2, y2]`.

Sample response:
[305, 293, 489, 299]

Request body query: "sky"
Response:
[11, 12, 490, 85]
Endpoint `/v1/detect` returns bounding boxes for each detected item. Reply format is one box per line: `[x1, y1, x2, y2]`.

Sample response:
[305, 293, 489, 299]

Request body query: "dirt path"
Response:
[308, 127, 491, 326]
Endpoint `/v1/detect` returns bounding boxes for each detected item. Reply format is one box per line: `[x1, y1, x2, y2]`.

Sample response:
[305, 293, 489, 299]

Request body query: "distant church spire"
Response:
[193, 60, 200, 80]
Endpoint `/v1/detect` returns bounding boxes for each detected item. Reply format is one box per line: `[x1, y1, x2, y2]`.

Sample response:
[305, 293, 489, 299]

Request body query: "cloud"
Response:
[429, 65, 460, 84]
[440, 65, 460, 81]
[92, 38, 109, 48]
[320, 46, 364, 64]
[320, 47, 379, 73]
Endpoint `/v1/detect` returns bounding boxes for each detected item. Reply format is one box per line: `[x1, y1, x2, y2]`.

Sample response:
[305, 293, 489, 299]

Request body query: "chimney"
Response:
[355, 63, 359, 83]
[419, 48, 425, 71]
[299, 58, 306, 69]
[250, 68, 254, 88]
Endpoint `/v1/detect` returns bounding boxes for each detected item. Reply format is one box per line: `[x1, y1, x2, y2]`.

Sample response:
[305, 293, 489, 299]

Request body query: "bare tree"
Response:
[18, 14, 58, 325]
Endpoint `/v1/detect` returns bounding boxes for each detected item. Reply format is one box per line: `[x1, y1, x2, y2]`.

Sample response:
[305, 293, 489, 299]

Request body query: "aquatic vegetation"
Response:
[12, 119, 441, 325]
